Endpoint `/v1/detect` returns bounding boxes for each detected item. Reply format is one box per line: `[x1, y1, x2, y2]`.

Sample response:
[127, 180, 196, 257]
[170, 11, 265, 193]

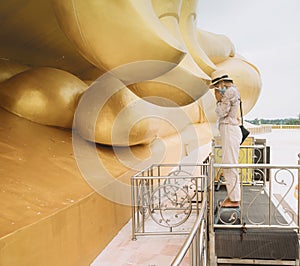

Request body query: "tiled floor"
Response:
[91, 218, 192, 266]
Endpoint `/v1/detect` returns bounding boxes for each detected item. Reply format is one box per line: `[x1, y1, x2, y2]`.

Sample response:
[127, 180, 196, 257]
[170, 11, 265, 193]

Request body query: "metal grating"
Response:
[215, 228, 299, 260]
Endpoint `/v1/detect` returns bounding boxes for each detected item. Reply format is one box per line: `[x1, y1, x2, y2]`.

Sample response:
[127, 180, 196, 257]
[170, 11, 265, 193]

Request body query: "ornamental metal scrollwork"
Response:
[137, 179, 151, 218]
[253, 147, 263, 163]
[246, 169, 267, 225]
[253, 168, 265, 183]
[273, 168, 295, 226]
[215, 203, 240, 225]
[149, 184, 193, 228]
[165, 170, 196, 200]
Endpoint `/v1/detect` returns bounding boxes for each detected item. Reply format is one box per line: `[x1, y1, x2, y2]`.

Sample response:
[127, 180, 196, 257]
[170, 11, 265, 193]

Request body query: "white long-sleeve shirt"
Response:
[215, 85, 240, 128]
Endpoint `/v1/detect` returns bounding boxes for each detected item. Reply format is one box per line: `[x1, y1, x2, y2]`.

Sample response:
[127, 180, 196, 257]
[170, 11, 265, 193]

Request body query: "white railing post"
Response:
[263, 141, 267, 184]
[131, 177, 136, 240]
[298, 153, 300, 233]
[210, 139, 216, 227]
[208, 139, 217, 265]
[297, 153, 300, 265]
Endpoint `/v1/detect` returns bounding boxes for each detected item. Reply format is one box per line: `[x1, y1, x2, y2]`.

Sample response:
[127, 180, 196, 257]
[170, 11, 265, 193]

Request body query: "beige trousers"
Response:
[219, 124, 242, 201]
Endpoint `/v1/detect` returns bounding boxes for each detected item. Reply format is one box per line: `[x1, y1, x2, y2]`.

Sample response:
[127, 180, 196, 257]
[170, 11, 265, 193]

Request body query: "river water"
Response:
[257, 129, 300, 221]
[257, 128, 300, 165]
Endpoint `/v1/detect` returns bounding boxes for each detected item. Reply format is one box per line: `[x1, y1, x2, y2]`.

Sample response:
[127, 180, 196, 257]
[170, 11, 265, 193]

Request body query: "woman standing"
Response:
[211, 70, 242, 207]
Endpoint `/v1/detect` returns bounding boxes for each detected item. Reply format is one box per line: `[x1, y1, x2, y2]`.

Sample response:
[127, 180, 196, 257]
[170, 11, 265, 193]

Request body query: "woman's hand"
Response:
[215, 89, 223, 102]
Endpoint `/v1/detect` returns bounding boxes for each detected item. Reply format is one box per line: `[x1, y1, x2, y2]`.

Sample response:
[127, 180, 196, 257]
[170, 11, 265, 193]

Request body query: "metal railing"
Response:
[131, 163, 208, 239]
[130, 147, 300, 265]
[209, 154, 300, 266]
[211, 158, 300, 231]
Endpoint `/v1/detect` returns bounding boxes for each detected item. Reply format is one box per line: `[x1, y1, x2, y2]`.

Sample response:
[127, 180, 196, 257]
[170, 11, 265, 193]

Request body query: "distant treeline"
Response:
[246, 118, 300, 125]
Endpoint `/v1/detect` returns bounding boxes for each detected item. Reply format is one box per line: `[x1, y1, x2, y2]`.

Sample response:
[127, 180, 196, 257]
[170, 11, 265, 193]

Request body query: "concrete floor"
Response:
[91, 218, 192, 266]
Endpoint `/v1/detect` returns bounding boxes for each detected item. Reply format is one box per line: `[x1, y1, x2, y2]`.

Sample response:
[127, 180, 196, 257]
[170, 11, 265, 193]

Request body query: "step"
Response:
[215, 228, 299, 262]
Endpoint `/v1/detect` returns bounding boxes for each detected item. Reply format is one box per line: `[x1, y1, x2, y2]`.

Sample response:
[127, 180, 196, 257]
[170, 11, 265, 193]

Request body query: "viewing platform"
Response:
[94, 141, 300, 266]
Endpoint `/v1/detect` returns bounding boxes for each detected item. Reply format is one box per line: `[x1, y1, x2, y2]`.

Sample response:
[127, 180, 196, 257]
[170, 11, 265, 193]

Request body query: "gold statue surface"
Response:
[0, 1, 261, 265]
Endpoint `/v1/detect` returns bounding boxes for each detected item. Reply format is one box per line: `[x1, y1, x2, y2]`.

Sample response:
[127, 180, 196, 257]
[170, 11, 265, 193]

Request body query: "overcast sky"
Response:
[197, 0, 300, 119]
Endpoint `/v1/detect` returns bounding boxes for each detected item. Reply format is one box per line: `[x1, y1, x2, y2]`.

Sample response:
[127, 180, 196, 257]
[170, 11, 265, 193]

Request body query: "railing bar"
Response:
[263, 143, 267, 189]
[214, 163, 300, 169]
[195, 177, 199, 215]
[131, 175, 207, 180]
[198, 220, 206, 265]
[131, 178, 136, 240]
[171, 199, 207, 266]
[132, 164, 210, 176]
[150, 177, 154, 211]
[240, 179, 243, 225]
[269, 170, 272, 225]
[134, 231, 189, 237]
[150, 207, 197, 211]
[135, 179, 140, 234]
[217, 258, 296, 265]
[141, 178, 145, 233]
[298, 153, 300, 233]
[215, 145, 268, 149]
[214, 224, 299, 229]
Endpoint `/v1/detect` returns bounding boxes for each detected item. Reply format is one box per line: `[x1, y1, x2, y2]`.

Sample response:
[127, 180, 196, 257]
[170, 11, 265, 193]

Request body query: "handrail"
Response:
[214, 163, 300, 169]
[131, 174, 207, 180]
[171, 198, 207, 266]
[132, 163, 209, 177]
